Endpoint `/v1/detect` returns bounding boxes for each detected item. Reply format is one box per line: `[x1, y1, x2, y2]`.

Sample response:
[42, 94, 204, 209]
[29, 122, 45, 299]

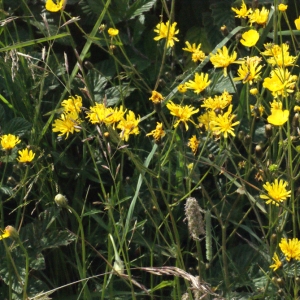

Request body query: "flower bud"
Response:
[255, 145, 263, 159]
[54, 194, 68, 208]
[293, 113, 299, 128]
[84, 61, 94, 70]
[4, 225, 19, 241]
[265, 124, 272, 138]
[276, 278, 284, 286]
[238, 130, 245, 140]
[244, 134, 251, 146]
[220, 25, 228, 36]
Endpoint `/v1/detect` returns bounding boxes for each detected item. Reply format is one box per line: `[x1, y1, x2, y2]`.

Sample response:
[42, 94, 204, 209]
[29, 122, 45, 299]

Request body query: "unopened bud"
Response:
[84, 61, 94, 70]
[276, 278, 284, 286]
[293, 113, 299, 128]
[255, 145, 263, 159]
[265, 124, 273, 138]
[220, 25, 228, 36]
[244, 134, 251, 146]
[54, 194, 68, 208]
[238, 130, 245, 140]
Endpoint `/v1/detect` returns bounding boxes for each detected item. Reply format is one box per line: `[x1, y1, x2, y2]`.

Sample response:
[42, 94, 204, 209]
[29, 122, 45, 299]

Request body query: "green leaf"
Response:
[126, 0, 157, 20]
[105, 85, 136, 106]
[2, 117, 32, 136]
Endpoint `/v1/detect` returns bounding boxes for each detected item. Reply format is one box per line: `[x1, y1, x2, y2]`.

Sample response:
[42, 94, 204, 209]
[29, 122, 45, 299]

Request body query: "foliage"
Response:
[0, 0, 299, 299]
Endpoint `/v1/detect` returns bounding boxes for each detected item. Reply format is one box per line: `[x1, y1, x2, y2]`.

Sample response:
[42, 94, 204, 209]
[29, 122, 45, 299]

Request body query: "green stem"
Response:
[66, 205, 89, 299]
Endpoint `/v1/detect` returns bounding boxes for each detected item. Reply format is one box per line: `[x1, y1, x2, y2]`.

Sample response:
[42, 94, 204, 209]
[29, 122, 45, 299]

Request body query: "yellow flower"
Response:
[0, 226, 18, 241]
[61, 95, 82, 113]
[260, 179, 291, 205]
[86, 104, 125, 127]
[166, 101, 199, 131]
[249, 7, 269, 26]
[263, 67, 297, 98]
[45, 0, 66, 12]
[240, 29, 259, 47]
[267, 109, 289, 126]
[1, 134, 21, 151]
[262, 44, 296, 67]
[17, 148, 35, 163]
[188, 135, 199, 155]
[183, 41, 206, 62]
[270, 253, 282, 271]
[52, 111, 81, 139]
[210, 46, 237, 77]
[278, 4, 288, 12]
[178, 84, 187, 93]
[185, 72, 210, 94]
[117, 110, 140, 141]
[108, 28, 119, 37]
[153, 20, 179, 48]
[234, 56, 262, 85]
[231, 0, 252, 18]
[201, 91, 232, 111]
[250, 88, 258, 95]
[295, 17, 300, 30]
[210, 105, 240, 138]
[146, 122, 165, 141]
[279, 237, 300, 261]
[198, 111, 216, 131]
[149, 91, 164, 104]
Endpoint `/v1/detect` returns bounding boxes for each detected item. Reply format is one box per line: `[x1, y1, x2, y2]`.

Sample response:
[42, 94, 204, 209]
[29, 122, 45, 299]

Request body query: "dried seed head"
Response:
[185, 197, 205, 240]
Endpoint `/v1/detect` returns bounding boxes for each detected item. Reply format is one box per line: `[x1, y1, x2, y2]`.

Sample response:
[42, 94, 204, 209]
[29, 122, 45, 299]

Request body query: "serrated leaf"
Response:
[104, 85, 135, 106]
[2, 117, 32, 136]
[126, 0, 157, 20]
[210, 0, 236, 31]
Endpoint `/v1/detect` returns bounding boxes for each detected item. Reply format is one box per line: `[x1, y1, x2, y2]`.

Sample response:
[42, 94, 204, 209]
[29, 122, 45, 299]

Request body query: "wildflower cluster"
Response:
[52, 95, 140, 142]
[232, 0, 269, 27]
[0, 134, 35, 163]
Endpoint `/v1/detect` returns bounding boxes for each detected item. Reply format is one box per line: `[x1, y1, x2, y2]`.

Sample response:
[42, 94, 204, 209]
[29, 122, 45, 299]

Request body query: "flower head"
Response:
[61, 95, 82, 113]
[52, 111, 81, 139]
[279, 238, 300, 261]
[0, 226, 18, 241]
[295, 17, 300, 30]
[234, 56, 262, 85]
[17, 148, 35, 163]
[1, 134, 21, 151]
[149, 91, 164, 104]
[178, 84, 187, 93]
[209, 105, 240, 138]
[260, 179, 291, 205]
[231, 0, 252, 18]
[210, 46, 237, 77]
[166, 101, 199, 131]
[185, 72, 210, 94]
[183, 41, 206, 62]
[117, 110, 140, 141]
[263, 67, 297, 98]
[278, 4, 288, 12]
[270, 253, 282, 271]
[146, 122, 165, 141]
[108, 28, 119, 37]
[198, 110, 216, 131]
[45, 0, 66, 12]
[262, 44, 296, 67]
[267, 109, 289, 126]
[153, 20, 179, 48]
[249, 7, 269, 27]
[201, 91, 232, 111]
[188, 135, 199, 155]
[86, 104, 125, 127]
[240, 29, 259, 47]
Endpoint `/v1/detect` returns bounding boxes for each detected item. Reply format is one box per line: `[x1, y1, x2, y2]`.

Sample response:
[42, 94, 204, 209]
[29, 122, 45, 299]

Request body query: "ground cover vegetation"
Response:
[0, 0, 300, 299]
